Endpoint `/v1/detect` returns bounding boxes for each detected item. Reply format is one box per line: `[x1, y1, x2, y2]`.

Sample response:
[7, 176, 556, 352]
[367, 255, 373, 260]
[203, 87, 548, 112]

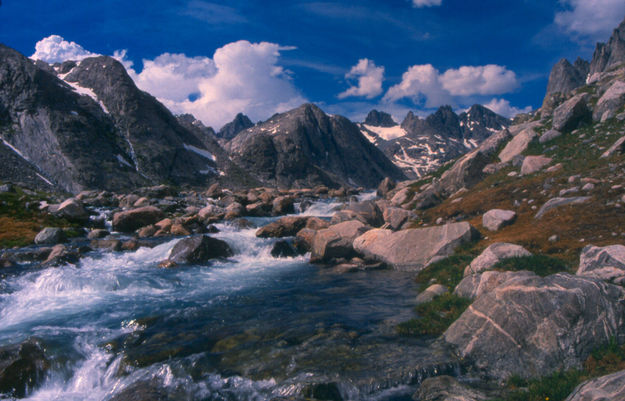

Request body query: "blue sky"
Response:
[1, 0, 624, 128]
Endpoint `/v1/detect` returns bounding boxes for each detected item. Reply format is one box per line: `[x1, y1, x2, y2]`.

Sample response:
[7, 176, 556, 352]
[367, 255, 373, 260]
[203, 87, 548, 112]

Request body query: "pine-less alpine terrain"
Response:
[2, 15, 625, 401]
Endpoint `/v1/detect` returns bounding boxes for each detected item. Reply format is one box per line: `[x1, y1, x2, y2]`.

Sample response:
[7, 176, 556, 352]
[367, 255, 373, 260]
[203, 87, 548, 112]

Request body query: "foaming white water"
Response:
[23, 337, 123, 401]
[356, 190, 377, 202]
[0, 240, 181, 335]
[0, 225, 310, 343]
[297, 199, 343, 217]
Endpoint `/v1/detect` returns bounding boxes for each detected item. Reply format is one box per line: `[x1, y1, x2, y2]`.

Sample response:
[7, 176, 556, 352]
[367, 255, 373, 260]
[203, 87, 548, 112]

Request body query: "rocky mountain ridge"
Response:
[360, 104, 509, 179]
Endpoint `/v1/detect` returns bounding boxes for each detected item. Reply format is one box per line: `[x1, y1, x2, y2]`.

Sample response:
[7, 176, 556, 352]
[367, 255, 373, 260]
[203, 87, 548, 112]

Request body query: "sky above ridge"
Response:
[1, 0, 624, 129]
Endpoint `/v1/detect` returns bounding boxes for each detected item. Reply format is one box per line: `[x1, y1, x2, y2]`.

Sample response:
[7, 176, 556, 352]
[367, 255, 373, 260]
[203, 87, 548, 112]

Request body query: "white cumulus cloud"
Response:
[383, 64, 450, 107]
[31, 35, 98, 63]
[482, 98, 532, 118]
[555, 0, 625, 42]
[412, 0, 442, 7]
[114, 41, 306, 129]
[440, 65, 518, 96]
[338, 58, 385, 99]
[383, 63, 519, 109]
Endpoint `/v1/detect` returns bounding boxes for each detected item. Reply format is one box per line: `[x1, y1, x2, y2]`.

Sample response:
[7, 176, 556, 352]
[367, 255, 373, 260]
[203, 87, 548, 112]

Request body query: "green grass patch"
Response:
[415, 254, 474, 291]
[493, 371, 583, 401]
[414, 241, 481, 290]
[0, 187, 76, 248]
[492, 339, 625, 401]
[492, 255, 570, 277]
[396, 293, 471, 337]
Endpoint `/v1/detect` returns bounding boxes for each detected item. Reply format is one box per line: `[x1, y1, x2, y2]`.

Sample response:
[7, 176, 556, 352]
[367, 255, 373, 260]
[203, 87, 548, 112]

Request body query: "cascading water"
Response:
[0, 198, 450, 401]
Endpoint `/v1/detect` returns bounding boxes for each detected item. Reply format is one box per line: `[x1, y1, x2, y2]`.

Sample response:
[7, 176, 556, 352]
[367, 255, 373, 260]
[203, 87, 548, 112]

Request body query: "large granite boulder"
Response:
[455, 270, 536, 300]
[34, 227, 66, 245]
[353, 222, 478, 271]
[310, 220, 370, 264]
[577, 244, 625, 285]
[539, 129, 562, 144]
[498, 128, 538, 163]
[553, 93, 592, 132]
[435, 129, 512, 197]
[482, 209, 516, 231]
[521, 155, 552, 175]
[331, 200, 383, 227]
[564, 369, 625, 401]
[51, 198, 89, 222]
[167, 235, 233, 265]
[594, 81, 625, 122]
[464, 243, 531, 276]
[415, 284, 448, 305]
[112, 206, 164, 233]
[535, 196, 591, 219]
[383, 207, 414, 230]
[444, 273, 625, 381]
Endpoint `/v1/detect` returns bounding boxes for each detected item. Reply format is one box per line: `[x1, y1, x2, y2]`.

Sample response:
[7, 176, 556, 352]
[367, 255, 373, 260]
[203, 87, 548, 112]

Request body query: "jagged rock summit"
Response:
[364, 110, 396, 127]
[589, 16, 625, 77]
[226, 103, 405, 188]
[359, 104, 509, 179]
[217, 113, 254, 142]
[545, 58, 589, 98]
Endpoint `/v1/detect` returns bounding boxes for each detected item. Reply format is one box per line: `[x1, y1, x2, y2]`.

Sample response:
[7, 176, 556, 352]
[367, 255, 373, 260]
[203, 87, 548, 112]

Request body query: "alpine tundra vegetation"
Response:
[1, 1, 625, 401]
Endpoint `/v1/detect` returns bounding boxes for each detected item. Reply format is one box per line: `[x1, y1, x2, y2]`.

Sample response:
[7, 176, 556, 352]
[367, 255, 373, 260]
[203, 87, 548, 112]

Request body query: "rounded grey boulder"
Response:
[34, 227, 66, 245]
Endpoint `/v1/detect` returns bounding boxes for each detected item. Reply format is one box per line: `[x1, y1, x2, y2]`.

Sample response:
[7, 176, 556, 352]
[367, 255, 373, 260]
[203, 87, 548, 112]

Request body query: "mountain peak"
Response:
[364, 110, 396, 127]
[589, 16, 625, 76]
[218, 113, 253, 141]
[545, 58, 589, 98]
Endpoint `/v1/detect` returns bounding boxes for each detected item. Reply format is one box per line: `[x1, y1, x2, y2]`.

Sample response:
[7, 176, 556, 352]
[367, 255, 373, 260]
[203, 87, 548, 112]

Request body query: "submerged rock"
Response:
[444, 273, 625, 381]
[271, 240, 301, 258]
[109, 380, 170, 401]
[167, 235, 233, 265]
[44, 244, 80, 266]
[0, 338, 50, 398]
[353, 222, 478, 271]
